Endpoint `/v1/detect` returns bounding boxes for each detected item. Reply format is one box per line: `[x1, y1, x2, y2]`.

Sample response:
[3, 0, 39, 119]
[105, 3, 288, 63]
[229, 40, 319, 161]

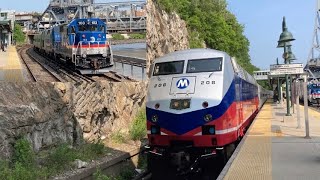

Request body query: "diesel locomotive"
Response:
[33, 18, 113, 74]
[146, 48, 271, 178]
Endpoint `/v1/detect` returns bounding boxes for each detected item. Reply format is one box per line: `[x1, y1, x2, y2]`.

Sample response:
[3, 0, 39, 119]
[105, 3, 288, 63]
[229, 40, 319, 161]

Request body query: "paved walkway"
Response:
[219, 100, 320, 180]
[0, 46, 26, 82]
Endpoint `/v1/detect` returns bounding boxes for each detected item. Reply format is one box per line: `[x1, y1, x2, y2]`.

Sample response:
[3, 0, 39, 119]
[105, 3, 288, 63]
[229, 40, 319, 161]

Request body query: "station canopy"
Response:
[0, 20, 12, 32]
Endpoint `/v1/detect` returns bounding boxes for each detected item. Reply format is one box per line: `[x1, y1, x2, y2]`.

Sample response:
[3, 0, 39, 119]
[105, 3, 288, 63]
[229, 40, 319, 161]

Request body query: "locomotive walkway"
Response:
[218, 100, 320, 180]
[0, 46, 26, 82]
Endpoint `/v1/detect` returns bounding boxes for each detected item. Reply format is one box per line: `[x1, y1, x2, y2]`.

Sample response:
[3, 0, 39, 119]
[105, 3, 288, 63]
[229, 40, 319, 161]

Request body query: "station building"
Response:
[0, 9, 15, 46]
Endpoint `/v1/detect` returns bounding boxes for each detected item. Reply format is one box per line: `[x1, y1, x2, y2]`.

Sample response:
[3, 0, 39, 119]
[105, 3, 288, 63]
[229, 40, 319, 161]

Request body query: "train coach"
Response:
[146, 48, 270, 178]
[33, 18, 113, 74]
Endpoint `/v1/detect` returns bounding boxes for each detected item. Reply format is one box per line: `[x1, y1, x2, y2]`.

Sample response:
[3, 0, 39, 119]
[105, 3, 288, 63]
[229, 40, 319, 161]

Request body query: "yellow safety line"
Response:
[224, 102, 272, 180]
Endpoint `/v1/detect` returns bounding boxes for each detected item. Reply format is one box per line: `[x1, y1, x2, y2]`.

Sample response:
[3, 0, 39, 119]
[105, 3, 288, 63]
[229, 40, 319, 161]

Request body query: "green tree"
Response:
[13, 23, 25, 44]
[155, 0, 259, 74]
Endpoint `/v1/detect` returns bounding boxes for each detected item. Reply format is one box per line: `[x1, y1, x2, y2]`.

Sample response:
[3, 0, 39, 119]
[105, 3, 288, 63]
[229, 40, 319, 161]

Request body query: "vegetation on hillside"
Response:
[0, 138, 109, 179]
[13, 23, 25, 44]
[155, 0, 259, 74]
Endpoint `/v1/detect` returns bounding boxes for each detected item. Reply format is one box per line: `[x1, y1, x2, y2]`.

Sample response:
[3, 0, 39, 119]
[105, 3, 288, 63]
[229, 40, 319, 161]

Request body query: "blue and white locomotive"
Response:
[298, 78, 320, 105]
[33, 18, 113, 74]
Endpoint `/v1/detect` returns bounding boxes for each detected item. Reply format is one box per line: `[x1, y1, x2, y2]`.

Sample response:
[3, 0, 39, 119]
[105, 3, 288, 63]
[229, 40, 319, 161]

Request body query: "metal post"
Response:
[131, 64, 134, 77]
[278, 77, 281, 103]
[142, 65, 145, 80]
[291, 77, 295, 114]
[277, 58, 281, 103]
[284, 44, 291, 116]
[122, 60, 124, 74]
[296, 82, 301, 128]
[303, 75, 310, 138]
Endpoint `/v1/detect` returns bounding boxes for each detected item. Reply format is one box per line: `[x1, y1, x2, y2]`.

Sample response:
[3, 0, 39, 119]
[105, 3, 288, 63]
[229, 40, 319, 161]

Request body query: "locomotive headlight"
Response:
[102, 53, 107, 57]
[151, 115, 158, 123]
[204, 114, 213, 122]
[183, 100, 190, 108]
[82, 53, 87, 58]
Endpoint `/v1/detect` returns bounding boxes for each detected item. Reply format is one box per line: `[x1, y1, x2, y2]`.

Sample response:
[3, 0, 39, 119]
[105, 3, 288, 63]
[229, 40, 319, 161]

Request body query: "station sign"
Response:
[270, 63, 304, 75]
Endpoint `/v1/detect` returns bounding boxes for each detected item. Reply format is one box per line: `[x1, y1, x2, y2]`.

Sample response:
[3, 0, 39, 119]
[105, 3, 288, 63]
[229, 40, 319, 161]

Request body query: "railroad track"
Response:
[18, 46, 62, 82]
[25, 46, 135, 83]
[27, 49, 95, 83]
[18, 45, 139, 83]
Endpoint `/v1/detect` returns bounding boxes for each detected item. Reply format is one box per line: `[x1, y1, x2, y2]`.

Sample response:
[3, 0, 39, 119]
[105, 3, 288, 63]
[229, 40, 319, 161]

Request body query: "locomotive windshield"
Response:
[187, 58, 222, 73]
[77, 20, 105, 32]
[79, 25, 99, 31]
[153, 61, 184, 76]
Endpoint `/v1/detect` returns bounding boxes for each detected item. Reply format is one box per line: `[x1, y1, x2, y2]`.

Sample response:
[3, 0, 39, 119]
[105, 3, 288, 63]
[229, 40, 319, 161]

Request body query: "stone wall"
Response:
[54, 81, 147, 141]
[0, 82, 82, 159]
[0, 81, 146, 159]
[146, 0, 190, 73]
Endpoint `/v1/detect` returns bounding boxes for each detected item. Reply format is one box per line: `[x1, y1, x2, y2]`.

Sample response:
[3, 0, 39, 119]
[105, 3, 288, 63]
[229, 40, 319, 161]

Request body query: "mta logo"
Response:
[176, 78, 190, 89]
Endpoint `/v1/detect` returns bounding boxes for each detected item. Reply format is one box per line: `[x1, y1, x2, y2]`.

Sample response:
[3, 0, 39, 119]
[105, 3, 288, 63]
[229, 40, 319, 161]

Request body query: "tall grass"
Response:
[129, 109, 147, 141]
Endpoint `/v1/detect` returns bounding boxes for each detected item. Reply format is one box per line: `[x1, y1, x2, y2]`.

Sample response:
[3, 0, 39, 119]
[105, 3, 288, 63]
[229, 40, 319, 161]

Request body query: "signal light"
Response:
[151, 126, 160, 135]
[202, 125, 215, 135]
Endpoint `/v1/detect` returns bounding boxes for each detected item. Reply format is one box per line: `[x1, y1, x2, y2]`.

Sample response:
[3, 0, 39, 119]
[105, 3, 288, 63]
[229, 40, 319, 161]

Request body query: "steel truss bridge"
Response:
[36, 0, 146, 33]
[306, 0, 320, 77]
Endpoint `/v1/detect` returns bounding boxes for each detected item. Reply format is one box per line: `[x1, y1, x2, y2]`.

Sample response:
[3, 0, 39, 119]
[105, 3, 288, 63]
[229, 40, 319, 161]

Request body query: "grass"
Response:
[129, 33, 146, 39]
[111, 33, 125, 40]
[93, 167, 135, 180]
[129, 109, 147, 141]
[110, 131, 126, 144]
[0, 138, 109, 180]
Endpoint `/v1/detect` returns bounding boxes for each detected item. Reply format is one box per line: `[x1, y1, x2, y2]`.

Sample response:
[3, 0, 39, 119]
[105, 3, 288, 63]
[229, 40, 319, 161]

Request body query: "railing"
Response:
[113, 55, 146, 81]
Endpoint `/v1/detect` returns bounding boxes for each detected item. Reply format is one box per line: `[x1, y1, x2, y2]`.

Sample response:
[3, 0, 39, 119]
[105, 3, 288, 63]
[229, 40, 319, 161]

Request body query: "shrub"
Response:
[110, 131, 126, 144]
[111, 33, 125, 40]
[129, 109, 147, 141]
[12, 138, 35, 168]
[129, 33, 146, 39]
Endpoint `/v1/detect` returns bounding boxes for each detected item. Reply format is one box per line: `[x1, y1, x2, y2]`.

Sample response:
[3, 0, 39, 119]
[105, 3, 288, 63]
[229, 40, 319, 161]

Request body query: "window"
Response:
[78, 25, 98, 32]
[70, 26, 76, 33]
[187, 58, 222, 73]
[99, 25, 106, 32]
[153, 61, 184, 76]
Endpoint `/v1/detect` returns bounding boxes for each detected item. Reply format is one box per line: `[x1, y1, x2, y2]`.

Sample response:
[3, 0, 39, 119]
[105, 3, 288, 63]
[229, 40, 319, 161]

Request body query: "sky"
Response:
[0, 0, 316, 70]
[0, 0, 139, 12]
[227, 0, 316, 70]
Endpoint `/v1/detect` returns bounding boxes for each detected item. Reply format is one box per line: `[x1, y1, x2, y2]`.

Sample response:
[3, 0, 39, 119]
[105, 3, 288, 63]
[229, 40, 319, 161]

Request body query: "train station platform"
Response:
[0, 46, 26, 82]
[218, 100, 320, 180]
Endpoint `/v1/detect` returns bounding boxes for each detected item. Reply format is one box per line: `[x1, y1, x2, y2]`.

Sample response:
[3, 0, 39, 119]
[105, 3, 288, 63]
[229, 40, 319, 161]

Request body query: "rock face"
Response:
[0, 81, 146, 159]
[56, 81, 147, 141]
[146, 0, 189, 73]
[0, 82, 83, 159]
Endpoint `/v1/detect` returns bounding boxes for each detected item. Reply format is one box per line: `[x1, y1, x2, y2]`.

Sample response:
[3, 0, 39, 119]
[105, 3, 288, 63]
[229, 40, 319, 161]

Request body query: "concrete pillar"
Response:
[8, 32, 11, 46]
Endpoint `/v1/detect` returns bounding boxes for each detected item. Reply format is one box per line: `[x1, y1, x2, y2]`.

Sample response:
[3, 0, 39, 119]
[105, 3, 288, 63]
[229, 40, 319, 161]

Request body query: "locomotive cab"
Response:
[70, 18, 113, 70]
